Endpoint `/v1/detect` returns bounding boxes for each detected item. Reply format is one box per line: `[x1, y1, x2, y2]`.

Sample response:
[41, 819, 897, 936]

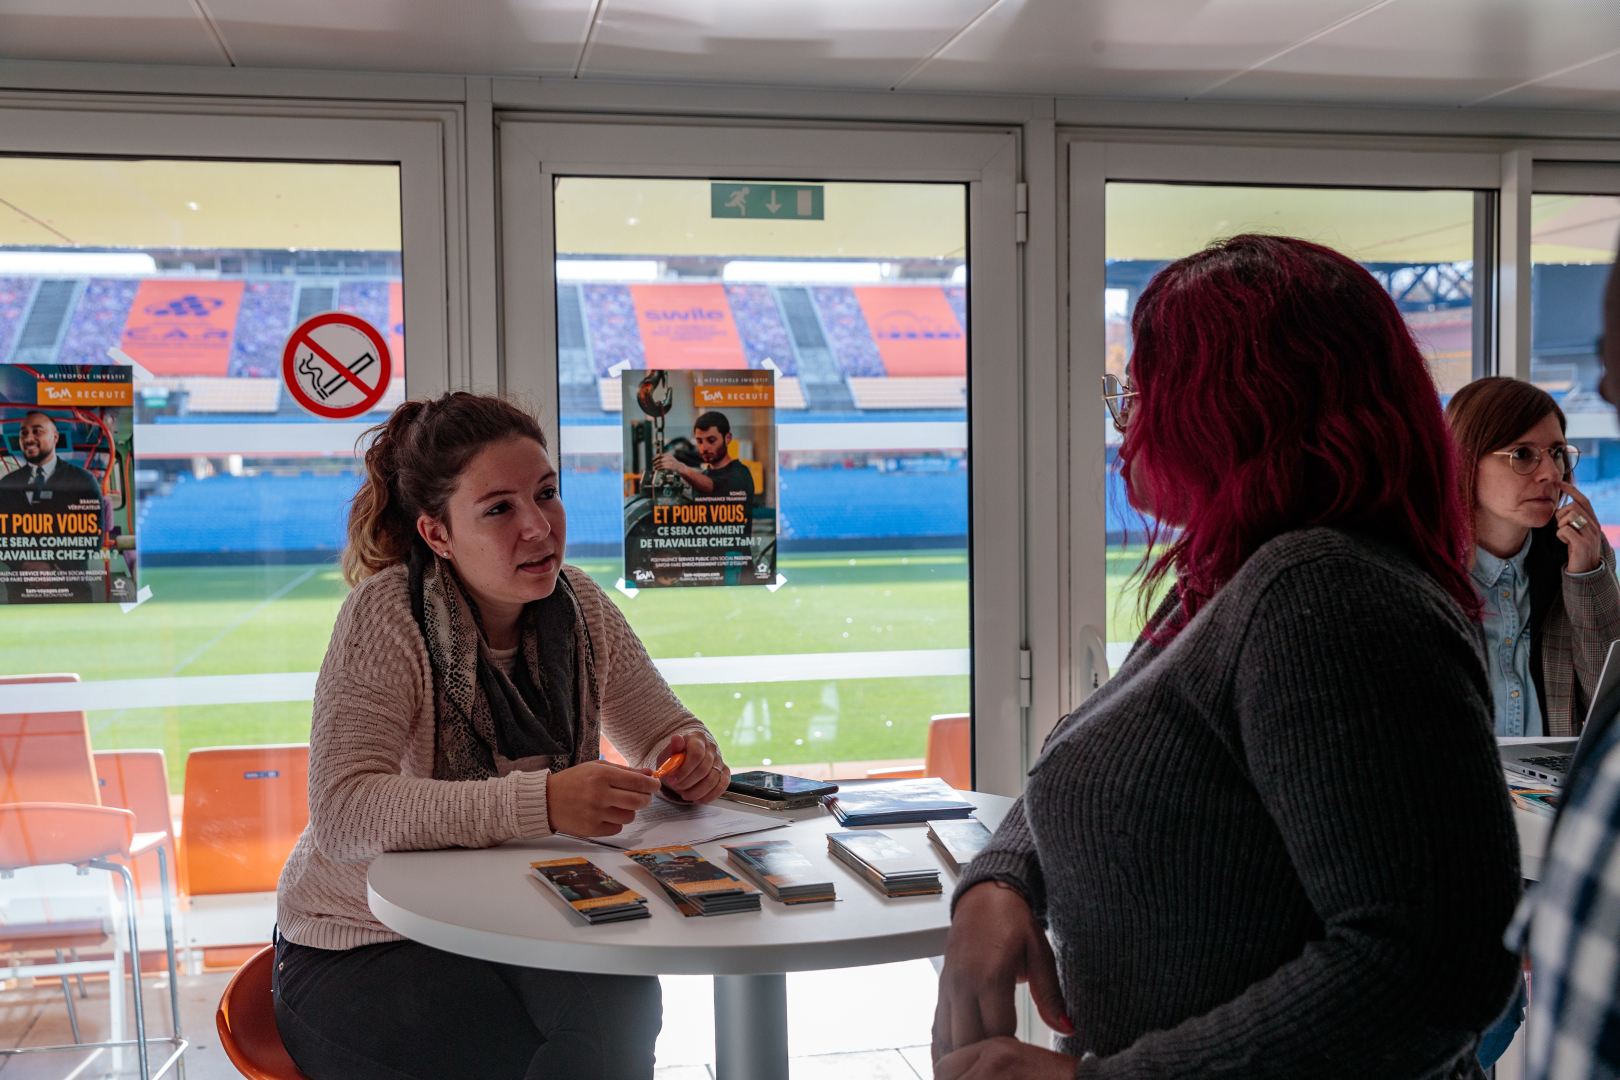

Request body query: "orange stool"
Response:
[217, 945, 311, 1080]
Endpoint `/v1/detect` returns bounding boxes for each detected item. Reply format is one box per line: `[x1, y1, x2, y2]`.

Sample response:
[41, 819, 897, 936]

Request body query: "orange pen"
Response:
[653, 752, 686, 779]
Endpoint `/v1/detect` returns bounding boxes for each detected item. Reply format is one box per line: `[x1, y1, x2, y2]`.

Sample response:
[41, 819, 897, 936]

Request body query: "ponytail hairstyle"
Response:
[343, 392, 548, 586]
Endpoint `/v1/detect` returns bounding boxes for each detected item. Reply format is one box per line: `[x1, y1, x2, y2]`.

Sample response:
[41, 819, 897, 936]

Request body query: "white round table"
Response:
[368, 788, 1013, 1080]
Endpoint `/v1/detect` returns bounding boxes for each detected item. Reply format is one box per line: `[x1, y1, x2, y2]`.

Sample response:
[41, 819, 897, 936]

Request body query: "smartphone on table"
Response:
[722, 771, 839, 811]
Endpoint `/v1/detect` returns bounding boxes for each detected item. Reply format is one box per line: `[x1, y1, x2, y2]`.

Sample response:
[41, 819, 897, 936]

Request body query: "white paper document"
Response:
[581, 797, 788, 851]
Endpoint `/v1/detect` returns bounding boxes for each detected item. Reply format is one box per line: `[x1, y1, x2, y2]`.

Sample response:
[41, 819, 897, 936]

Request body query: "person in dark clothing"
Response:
[652, 410, 755, 514]
[932, 235, 1522, 1080]
[0, 411, 102, 603]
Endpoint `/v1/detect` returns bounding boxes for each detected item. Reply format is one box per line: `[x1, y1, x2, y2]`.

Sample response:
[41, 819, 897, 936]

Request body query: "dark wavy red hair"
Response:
[1122, 234, 1480, 637]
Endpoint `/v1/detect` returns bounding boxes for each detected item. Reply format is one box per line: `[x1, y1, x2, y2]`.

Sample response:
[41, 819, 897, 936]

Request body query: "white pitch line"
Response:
[6, 650, 972, 713]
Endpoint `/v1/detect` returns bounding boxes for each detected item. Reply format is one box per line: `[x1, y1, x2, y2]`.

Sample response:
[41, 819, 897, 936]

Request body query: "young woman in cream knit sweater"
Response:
[273, 392, 731, 1080]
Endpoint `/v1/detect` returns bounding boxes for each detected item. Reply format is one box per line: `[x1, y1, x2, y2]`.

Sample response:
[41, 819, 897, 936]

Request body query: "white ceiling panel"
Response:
[577, 0, 996, 88]
[202, 0, 594, 75]
[1484, 51, 1620, 110]
[0, 0, 228, 66]
[1206, 0, 1620, 106]
[906, 0, 1378, 97]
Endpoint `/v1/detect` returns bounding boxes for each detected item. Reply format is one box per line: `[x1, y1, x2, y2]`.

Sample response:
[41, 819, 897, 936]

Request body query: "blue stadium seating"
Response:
[138, 472, 360, 553]
[138, 467, 968, 556]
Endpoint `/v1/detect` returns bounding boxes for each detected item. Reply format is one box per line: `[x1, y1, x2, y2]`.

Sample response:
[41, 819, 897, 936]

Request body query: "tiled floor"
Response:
[0, 958, 941, 1079]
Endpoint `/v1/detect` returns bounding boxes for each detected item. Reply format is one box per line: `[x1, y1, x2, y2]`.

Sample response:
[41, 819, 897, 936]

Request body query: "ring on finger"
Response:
[1574, 514, 1590, 530]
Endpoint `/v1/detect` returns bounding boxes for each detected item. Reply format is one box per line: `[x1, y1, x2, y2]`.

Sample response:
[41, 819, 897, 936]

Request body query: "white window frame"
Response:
[0, 96, 469, 403]
[498, 118, 1031, 795]
[1061, 135, 1504, 751]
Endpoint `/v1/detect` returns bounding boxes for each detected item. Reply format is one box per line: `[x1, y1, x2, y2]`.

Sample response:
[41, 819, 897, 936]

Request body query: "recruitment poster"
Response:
[0, 364, 136, 604]
[622, 368, 776, 588]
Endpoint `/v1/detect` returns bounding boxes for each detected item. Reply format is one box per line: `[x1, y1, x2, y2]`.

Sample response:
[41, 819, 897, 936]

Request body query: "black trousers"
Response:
[272, 936, 662, 1080]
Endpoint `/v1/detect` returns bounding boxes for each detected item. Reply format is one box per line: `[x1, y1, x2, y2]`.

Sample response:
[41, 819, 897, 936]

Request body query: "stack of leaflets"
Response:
[827, 831, 942, 897]
[530, 857, 650, 924]
[823, 778, 976, 827]
[1505, 771, 1559, 819]
[722, 839, 836, 904]
[626, 844, 762, 916]
[927, 818, 993, 873]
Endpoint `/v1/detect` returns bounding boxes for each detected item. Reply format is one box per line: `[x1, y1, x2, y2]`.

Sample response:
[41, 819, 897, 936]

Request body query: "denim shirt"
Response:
[1472, 535, 1543, 738]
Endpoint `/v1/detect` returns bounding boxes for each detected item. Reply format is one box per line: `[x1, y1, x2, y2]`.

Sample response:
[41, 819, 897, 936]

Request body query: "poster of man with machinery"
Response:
[623, 368, 776, 588]
[0, 363, 137, 604]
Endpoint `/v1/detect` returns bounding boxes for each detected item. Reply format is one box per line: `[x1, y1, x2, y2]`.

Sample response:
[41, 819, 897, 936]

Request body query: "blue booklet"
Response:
[822, 778, 976, 827]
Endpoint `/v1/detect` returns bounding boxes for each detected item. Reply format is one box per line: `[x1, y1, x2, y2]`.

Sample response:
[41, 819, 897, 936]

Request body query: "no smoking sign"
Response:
[281, 312, 393, 420]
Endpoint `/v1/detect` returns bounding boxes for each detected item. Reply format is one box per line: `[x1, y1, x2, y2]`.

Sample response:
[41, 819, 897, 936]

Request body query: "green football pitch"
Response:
[1, 551, 972, 790]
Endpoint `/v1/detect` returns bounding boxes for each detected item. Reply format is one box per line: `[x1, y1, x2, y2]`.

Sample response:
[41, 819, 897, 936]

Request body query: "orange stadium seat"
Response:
[867, 712, 972, 789]
[181, 745, 309, 897]
[0, 673, 98, 805]
[95, 750, 179, 912]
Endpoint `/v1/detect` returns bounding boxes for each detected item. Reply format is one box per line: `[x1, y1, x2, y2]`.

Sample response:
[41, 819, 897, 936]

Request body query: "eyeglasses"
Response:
[1101, 374, 1137, 434]
[1491, 443, 1582, 477]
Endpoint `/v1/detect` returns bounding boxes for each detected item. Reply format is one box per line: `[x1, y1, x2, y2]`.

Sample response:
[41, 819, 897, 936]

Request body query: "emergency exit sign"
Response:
[711, 183, 824, 220]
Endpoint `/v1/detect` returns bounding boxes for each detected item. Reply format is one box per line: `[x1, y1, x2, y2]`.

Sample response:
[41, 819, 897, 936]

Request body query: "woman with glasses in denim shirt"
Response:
[1444, 376, 1620, 1071]
[1446, 377, 1620, 743]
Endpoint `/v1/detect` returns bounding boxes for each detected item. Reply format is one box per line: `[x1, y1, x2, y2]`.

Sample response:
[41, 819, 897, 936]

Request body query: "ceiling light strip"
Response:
[1464, 45, 1620, 108]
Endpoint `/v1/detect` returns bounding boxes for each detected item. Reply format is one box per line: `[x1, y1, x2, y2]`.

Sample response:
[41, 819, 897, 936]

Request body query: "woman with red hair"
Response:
[932, 235, 1521, 1080]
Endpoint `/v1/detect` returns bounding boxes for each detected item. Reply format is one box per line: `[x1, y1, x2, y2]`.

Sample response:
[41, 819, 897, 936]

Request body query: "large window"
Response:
[1529, 192, 1620, 541]
[0, 156, 405, 788]
[1101, 183, 1479, 659]
[551, 177, 970, 781]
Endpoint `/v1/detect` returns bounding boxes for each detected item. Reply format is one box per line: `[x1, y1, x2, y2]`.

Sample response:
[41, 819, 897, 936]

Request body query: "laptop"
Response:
[1500, 639, 1620, 788]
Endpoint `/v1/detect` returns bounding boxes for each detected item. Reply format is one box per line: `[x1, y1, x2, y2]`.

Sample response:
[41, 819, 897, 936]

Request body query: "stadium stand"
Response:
[57, 278, 137, 366]
[809, 287, 886, 377]
[847, 376, 965, 410]
[944, 285, 967, 331]
[228, 280, 296, 378]
[0, 277, 33, 361]
[136, 463, 968, 560]
[145, 377, 281, 413]
[724, 283, 799, 374]
[580, 283, 644, 375]
[336, 280, 390, 334]
[137, 472, 360, 557]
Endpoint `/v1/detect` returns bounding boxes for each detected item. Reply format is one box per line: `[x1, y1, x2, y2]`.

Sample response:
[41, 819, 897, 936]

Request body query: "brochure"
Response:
[626, 844, 761, 916]
[827, 831, 942, 897]
[824, 779, 976, 827]
[530, 857, 650, 924]
[927, 818, 993, 873]
[723, 839, 836, 904]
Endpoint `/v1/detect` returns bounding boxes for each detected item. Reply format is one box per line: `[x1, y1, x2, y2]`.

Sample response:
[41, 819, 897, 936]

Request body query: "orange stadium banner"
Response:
[852, 286, 966, 377]
[629, 284, 747, 369]
[387, 281, 406, 368]
[120, 280, 245, 377]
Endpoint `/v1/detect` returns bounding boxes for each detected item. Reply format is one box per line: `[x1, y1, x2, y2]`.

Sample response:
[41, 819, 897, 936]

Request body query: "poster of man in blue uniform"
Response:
[622, 368, 776, 588]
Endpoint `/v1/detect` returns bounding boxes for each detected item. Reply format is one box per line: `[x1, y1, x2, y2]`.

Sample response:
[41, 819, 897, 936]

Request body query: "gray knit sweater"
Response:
[957, 528, 1521, 1079]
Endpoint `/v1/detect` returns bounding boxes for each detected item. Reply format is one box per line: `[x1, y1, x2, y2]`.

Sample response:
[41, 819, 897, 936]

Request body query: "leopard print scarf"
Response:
[407, 542, 601, 781]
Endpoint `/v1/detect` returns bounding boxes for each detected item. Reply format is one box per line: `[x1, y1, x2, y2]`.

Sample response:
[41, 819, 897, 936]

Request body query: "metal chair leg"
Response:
[69, 948, 87, 997]
[54, 950, 82, 1044]
[91, 859, 149, 1080]
[156, 846, 185, 1080]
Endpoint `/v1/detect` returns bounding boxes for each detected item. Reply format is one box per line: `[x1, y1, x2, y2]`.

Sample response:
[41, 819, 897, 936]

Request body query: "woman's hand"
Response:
[656, 731, 730, 804]
[546, 760, 661, 836]
[1556, 480, 1605, 575]
[935, 1037, 1079, 1080]
[932, 881, 1073, 1064]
